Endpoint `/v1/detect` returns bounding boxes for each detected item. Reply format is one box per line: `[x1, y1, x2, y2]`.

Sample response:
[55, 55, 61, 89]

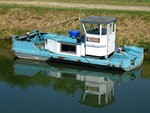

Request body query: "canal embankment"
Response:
[0, 3, 149, 51]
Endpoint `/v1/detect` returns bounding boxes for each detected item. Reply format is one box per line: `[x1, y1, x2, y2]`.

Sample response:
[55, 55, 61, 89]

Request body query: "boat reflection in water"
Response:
[13, 59, 142, 108]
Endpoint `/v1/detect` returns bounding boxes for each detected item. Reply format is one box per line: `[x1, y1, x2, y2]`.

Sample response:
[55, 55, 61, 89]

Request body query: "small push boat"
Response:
[12, 16, 144, 71]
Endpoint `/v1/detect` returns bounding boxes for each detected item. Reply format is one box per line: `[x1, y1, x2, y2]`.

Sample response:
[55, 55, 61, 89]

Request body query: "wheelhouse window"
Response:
[113, 22, 115, 32]
[110, 23, 113, 34]
[108, 22, 115, 34]
[101, 24, 107, 35]
[61, 44, 76, 54]
[85, 23, 100, 35]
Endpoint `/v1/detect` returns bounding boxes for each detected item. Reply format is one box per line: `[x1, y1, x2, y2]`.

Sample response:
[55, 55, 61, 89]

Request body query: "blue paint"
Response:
[42, 33, 83, 45]
[12, 35, 144, 71]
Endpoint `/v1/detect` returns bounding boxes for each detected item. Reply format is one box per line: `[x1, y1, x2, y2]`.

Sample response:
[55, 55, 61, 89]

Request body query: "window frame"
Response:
[60, 43, 77, 54]
[85, 23, 100, 35]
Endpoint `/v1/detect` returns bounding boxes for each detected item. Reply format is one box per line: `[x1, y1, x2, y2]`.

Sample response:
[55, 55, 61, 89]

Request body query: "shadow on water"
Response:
[0, 40, 150, 108]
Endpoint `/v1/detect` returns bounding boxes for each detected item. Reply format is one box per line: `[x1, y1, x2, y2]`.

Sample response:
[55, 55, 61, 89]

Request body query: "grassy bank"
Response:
[0, 4, 150, 49]
[0, 0, 150, 7]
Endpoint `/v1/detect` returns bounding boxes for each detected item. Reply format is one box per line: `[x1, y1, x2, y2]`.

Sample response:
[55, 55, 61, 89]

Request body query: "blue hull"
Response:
[12, 40, 144, 71]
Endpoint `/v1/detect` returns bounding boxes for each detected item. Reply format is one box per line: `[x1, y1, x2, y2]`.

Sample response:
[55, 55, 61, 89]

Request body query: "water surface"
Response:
[0, 41, 150, 113]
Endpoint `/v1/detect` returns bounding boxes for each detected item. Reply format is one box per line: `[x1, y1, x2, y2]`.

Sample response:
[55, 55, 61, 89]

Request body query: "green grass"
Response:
[0, 0, 150, 7]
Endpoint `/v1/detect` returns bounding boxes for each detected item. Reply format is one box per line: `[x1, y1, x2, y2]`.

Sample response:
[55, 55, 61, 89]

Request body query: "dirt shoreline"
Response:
[0, 1, 150, 11]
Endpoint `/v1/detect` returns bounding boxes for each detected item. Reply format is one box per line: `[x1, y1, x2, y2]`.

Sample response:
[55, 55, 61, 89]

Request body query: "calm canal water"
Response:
[0, 41, 150, 113]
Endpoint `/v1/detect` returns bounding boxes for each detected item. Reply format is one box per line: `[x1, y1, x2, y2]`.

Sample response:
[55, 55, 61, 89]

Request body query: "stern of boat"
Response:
[121, 45, 144, 71]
